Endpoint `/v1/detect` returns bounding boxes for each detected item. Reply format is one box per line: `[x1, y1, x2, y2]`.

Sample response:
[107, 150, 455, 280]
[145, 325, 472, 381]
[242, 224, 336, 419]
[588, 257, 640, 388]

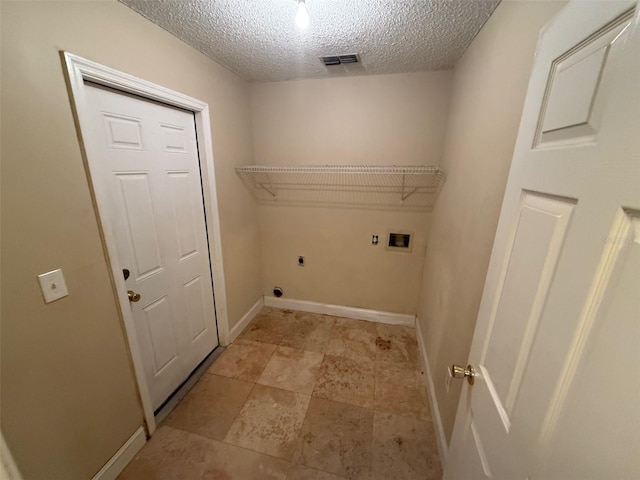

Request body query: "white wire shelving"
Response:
[235, 165, 446, 211]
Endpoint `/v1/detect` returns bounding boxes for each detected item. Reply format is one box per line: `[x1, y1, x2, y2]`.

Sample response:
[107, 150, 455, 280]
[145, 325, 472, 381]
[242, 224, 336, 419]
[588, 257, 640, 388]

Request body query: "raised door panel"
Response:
[482, 192, 575, 423]
[167, 171, 199, 261]
[115, 173, 164, 279]
[533, 210, 640, 479]
[103, 113, 143, 150]
[142, 295, 178, 376]
[183, 276, 208, 342]
[161, 123, 188, 154]
[535, 15, 631, 147]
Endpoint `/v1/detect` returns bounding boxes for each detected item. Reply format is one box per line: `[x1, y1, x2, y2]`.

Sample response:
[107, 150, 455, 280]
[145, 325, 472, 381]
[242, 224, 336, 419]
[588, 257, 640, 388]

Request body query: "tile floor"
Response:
[118, 307, 442, 480]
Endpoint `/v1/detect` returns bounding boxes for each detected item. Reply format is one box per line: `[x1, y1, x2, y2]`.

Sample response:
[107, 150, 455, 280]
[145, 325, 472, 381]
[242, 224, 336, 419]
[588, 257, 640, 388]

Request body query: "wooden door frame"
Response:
[62, 52, 231, 434]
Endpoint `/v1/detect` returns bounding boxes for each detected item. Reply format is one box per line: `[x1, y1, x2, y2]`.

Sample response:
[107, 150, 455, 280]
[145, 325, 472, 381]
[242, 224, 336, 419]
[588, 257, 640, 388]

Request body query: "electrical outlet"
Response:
[372, 234, 379, 245]
[298, 255, 305, 266]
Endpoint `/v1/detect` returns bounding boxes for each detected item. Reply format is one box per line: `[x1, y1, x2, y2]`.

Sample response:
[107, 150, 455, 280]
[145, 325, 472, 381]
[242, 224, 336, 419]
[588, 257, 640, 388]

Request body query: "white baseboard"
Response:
[91, 427, 146, 480]
[415, 318, 448, 468]
[228, 297, 264, 344]
[263, 296, 415, 327]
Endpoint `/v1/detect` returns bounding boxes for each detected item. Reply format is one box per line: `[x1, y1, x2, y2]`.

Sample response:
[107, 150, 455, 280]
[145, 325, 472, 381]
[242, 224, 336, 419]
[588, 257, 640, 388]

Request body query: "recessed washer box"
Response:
[386, 231, 413, 253]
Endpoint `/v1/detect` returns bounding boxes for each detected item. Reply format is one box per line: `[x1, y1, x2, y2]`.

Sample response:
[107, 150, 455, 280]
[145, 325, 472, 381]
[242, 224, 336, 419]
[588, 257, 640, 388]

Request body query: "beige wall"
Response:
[251, 72, 452, 166]
[251, 72, 452, 313]
[416, 0, 567, 444]
[0, 2, 260, 479]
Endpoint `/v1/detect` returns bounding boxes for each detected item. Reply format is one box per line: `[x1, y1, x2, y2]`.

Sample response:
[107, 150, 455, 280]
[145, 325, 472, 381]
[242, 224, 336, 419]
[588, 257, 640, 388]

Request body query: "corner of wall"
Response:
[415, 317, 449, 468]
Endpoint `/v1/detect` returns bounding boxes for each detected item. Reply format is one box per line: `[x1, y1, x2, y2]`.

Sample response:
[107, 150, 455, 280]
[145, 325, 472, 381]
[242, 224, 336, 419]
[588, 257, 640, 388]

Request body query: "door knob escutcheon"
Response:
[449, 364, 476, 385]
[127, 290, 141, 302]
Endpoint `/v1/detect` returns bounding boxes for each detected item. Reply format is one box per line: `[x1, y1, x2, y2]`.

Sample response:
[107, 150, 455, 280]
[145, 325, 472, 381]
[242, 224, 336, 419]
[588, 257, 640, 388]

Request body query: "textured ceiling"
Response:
[119, 0, 501, 82]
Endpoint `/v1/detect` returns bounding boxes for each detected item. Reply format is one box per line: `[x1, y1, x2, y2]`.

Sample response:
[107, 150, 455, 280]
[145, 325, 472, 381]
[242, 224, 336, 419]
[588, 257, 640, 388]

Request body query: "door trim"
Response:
[61, 52, 231, 434]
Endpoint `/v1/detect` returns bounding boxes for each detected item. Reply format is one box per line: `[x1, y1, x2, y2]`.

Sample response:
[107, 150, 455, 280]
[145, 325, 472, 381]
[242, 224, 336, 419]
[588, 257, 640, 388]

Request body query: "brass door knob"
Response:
[127, 290, 141, 302]
[449, 364, 476, 385]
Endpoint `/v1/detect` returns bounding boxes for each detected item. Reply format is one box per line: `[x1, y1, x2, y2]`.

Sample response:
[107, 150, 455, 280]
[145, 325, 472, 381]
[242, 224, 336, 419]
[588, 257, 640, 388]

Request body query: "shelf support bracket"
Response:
[400, 174, 419, 202]
[257, 173, 277, 198]
[257, 182, 277, 198]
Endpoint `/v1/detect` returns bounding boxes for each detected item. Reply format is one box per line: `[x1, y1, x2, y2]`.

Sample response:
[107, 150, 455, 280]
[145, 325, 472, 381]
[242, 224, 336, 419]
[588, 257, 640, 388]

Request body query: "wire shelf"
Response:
[235, 165, 446, 211]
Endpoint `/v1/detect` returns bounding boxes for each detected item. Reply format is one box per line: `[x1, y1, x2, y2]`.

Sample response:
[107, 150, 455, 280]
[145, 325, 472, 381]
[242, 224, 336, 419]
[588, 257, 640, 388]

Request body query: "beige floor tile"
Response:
[374, 362, 431, 420]
[207, 339, 276, 382]
[201, 441, 291, 480]
[258, 346, 324, 394]
[122, 310, 438, 480]
[118, 425, 290, 480]
[225, 384, 311, 460]
[279, 312, 336, 353]
[313, 355, 375, 408]
[371, 412, 442, 480]
[294, 397, 373, 479]
[374, 323, 420, 367]
[325, 318, 377, 362]
[164, 374, 253, 441]
[240, 309, 293, 345]
[287, 464, 348, 479]
[117, 425, 215, 480]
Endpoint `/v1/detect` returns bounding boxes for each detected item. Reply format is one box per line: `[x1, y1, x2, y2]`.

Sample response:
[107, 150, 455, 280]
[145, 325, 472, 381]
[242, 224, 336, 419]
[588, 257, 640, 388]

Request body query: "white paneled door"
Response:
[84, 84, 219, 410]
[446, 1, 639, 479]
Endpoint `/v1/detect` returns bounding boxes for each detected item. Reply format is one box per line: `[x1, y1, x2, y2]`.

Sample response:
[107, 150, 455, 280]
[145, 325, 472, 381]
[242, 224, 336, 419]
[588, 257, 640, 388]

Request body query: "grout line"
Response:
[201, 308, 433, 475]
[220, 380, 258, 445]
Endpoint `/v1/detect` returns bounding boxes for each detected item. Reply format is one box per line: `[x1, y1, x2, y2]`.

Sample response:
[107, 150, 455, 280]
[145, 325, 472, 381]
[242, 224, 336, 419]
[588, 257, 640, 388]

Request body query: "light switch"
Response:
[37, 269, 69, 304]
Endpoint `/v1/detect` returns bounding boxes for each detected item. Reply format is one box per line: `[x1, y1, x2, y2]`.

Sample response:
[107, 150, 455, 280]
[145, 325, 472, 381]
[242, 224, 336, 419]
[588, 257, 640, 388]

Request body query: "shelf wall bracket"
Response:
[258, 173, 277, 198]
[400, 173, 419, 202]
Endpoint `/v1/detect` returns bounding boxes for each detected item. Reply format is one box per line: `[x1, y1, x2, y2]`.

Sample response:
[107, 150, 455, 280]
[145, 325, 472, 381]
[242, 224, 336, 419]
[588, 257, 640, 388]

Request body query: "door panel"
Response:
[538, 211, 640, 479]
[446, 2, 639, 479]
[535, 16, 631, 147]
[483, 192, 575, 413]
[84, 83, 219, 410]
[168, 172, 199, 260]
[183, 276, 208, 341]
[143, 295, 178, 374]
[103, 113, 143, 149]
[161, 123, 188, 153]
[116, 173, 164, 278]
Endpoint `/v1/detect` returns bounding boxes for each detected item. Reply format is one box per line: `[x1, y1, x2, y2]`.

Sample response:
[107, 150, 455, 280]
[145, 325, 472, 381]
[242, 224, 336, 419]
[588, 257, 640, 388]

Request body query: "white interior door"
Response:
[83, 84, 219, 410]
[445, 1, 640, 479]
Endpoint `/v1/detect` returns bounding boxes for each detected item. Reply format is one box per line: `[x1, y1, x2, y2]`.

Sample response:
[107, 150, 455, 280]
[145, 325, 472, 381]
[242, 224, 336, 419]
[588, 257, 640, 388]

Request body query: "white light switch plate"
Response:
[37, 269, 69, 304]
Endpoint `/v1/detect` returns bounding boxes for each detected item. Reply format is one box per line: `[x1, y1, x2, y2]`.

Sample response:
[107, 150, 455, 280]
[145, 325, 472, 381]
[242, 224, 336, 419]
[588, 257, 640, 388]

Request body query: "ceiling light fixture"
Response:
[295, 0, 309, 29]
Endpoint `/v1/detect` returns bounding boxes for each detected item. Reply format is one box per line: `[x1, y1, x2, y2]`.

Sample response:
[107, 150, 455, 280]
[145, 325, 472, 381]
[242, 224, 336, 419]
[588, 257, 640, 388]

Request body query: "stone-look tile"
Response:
[374, 324, 420, 367]
[207, 339, 276, 382]
[325, 318, 378, 362]
[118, 426, 290, 480]
[374, 362, 431, 420]
[286, 464, 348, 480]
[313, 355, 375, 408]
[200, 442, 291, 480]
[164, 374, 253, 441]
[122, 310, 437, 480]
[118, 426, 215, 480]
[371, 412, 442, 480]
[300, 315, 338, 352]
[279, 312, 336, 353]
[225, 384, 310, 460]
[240, 309, 293, 345]
[258, 346, 324, 394]
[294, 397, 374, 479]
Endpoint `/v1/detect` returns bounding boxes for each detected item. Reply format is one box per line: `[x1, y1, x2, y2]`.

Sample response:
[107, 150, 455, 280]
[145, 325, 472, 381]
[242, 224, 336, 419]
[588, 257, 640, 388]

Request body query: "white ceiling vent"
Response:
[321, 54, 360, 67]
